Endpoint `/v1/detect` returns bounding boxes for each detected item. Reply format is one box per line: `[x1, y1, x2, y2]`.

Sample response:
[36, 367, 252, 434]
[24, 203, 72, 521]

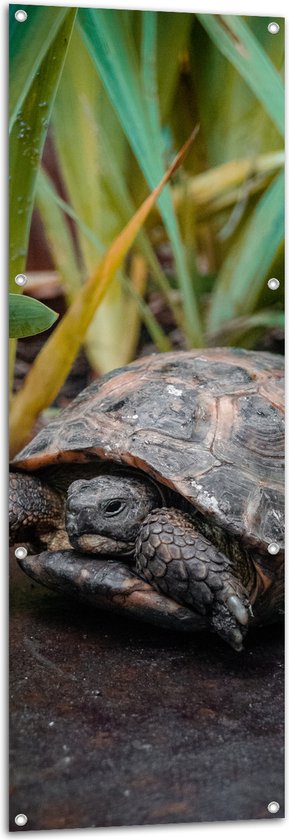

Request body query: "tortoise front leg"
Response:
[17, 549, 208, 634]
[9, 471, 67, 550]
[135, 508, 253, 651]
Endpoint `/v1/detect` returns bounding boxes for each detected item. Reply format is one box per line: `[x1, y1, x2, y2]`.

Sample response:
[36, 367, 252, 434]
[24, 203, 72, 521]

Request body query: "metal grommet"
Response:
[15, 274, 28, 287]
[267, 542, 280, 556]
[15, 546, 28, 560]
[267, 801, 280, 814]
[15, 814, 28, 827]
[267, 277, 280, 291]
[15, 10, 27, 22]
[267, 22, 280, 34]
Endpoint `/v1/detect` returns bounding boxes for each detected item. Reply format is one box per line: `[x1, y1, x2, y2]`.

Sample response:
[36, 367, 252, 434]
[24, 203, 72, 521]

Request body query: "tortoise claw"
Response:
[210, 587, 252, 650]
[227, 628, 244, 653]
[227, 594, 250, 626]
[210, 601, 248, 652]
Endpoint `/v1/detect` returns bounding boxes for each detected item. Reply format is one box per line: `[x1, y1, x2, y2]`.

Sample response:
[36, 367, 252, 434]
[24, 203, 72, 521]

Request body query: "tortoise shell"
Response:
[13, 348, 284, 557]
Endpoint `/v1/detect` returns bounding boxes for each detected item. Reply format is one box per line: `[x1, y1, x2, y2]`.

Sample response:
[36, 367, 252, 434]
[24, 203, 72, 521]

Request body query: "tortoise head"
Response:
[65, 473, 164, 555]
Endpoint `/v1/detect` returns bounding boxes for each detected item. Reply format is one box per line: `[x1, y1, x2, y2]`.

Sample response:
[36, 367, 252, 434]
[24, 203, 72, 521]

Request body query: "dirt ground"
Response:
[10, 552, 284, 830]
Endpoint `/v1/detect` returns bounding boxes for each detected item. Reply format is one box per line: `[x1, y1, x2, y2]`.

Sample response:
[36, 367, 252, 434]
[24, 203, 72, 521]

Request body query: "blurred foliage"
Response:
[10, 132, 195, 455]
[9, 7, 284, 453]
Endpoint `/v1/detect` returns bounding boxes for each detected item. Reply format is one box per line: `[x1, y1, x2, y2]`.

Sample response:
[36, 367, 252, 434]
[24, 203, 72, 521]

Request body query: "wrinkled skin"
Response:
[64, 474, 259, 651]
[13, 472, 265, 651]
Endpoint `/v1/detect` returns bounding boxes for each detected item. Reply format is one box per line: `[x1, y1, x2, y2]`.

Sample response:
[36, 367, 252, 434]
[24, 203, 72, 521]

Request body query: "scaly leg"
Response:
[9, 472, 66, 550]
[135, 507, 253, 651]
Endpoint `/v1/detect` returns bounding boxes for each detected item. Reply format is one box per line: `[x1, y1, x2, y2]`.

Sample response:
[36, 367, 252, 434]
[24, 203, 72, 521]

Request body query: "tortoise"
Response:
[9, 348, 284, 651]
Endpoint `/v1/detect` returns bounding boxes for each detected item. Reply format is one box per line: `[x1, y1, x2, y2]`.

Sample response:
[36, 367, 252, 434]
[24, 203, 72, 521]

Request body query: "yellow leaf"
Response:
[10, 129, 198, 456]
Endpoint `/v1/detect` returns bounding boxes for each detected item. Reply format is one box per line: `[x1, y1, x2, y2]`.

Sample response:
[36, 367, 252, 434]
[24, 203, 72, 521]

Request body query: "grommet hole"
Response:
[14, 546, 28, 560]
[15, 10, 27, 23]
[15, 274, 28, 287]
[267, 801, 280, 814]
[267, 278, 280, 290]
[267, 542, 280, 556]
[267, 22, 280, 34]
[15, 814, 28, 827]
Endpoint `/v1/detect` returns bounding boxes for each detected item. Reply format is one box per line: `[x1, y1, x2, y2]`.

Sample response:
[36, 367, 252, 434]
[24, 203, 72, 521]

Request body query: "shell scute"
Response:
[12, 348, 284, 555]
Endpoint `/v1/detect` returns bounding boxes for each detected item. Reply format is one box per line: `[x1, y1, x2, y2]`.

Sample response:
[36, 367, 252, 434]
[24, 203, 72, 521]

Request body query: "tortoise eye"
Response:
[104, 499, 124, 516]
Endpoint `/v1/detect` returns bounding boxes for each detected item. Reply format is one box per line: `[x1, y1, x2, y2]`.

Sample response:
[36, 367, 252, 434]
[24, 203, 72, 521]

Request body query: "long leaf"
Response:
[156, 12, 191, 120]
[9, 4, 68, 132]
[84, 98, 182, 325]
[197, 14, 284, 136]
[207, 309, 284, 345]
[78, 9, 203, 345]
[9, 134, 195, 456]
[121, 260, 172, 354]
[37, 168, 104, 253]
[50, 21, 194, 368]
[35, 168, 81, 300]
[174, 150, 284, 210]
[36, 162, 174, 354]
[39, 136, 183, 332]
[207, 171, 284, 333]
[51, 24, 131, 373]
[9, 8, 77, 387]
[9, 7, 77, 287]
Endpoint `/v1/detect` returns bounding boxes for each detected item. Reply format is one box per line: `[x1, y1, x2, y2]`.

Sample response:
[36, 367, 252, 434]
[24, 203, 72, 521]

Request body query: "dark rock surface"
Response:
[10, 555, 284, 830]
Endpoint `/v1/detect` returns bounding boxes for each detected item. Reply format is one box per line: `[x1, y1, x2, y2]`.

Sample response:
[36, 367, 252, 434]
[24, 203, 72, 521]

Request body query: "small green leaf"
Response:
[9, 294, 59, 338]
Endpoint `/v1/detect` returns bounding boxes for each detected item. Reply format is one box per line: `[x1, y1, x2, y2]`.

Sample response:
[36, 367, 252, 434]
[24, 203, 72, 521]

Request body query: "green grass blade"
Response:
[197, 14, 284, 136]
[50, 111, 182, 327]
[50, 23, 188, 368]
[79, 9, 150, 165]
[39, 149, 182, 336]
[9, 8, 77, 290]
[37, 170, 104, 255]
[141, 12, 162, 153]
[140, 11, 199, 334]
[78, 9, 203, 345]
[121, 273, 172, 353]
[39, 154, 182, 335]
[35, 169, 81, 300]
[9, 7, 76, 387]
[37, 142, 174, 361]
[96, 115, 182, 324]
[9, 4, 68, 132]
[51, 28, 102, 274]
[174, 151, 284, 210]
[51, 24, 135, 372]
[10, 136, 190, 453]
[207, 309, 284, 345]
[157, 12, 191, 119]
[207, 171, 284, 333]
